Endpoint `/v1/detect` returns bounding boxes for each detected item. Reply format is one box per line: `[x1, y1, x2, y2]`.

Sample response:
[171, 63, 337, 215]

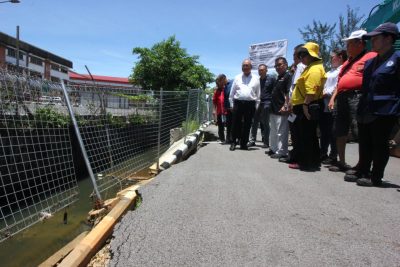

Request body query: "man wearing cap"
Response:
[289, 42, 326, 170]
[345, 23, 400, 186]
[229, 59, 261, 151]
[327, 30, 377, 172]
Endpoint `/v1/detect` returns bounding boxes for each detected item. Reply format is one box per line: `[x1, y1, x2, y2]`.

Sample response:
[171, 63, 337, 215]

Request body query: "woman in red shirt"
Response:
[213, 74, 227, 142]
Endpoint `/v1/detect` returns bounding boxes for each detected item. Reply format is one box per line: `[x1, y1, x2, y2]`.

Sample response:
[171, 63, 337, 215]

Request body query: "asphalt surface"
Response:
[110, 125, 400, 267]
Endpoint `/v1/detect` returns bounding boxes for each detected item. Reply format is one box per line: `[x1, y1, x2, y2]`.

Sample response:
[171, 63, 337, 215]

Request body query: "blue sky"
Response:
[1, 0, 382, 81]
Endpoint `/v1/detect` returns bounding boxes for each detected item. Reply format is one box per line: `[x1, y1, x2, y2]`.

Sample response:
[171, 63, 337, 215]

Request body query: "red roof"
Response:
[69, 71, 130, 84]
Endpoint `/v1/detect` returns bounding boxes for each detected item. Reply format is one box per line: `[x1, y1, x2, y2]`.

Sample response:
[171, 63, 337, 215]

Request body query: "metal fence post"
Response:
[208, 94, 212, 122]
[61, 81, 102, 201]
[85, 65, 113, 168]
[196, 89, 200, 124]
[156, 88, 163, 171]
[184, 90, 190, 143]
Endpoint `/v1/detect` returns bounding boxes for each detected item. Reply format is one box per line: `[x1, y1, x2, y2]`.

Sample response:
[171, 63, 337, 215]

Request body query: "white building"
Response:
[0, 31, 72, 82]
[68, 71, 141, 109]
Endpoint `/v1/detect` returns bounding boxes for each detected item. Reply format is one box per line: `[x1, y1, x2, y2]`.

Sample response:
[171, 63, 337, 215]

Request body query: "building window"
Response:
[30, 56, 43, 66]
[60, 67, 68, 74]
[7, 48, 24, 60]
[7, 48, 16, 57]
[29, 70, 42, 79]
[50, 76, 60, 83]
[51, 64, 59, 71]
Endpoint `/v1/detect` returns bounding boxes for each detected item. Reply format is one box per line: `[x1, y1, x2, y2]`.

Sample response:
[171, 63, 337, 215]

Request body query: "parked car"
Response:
[39, 96, 52, 104]
[52, 97, 62, 105]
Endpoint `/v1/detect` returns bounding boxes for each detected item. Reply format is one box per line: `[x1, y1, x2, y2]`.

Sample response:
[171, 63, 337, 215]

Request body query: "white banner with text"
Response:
[249, 39, 288, 70]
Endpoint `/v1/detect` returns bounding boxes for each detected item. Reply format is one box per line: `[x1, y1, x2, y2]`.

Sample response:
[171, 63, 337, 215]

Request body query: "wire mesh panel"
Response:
[66, 84, 160, 198]
[182, 89, 201, 137]
[0, 66, 209, 241]
[199, 91, 211, 124]
[0, 70, 78, 242]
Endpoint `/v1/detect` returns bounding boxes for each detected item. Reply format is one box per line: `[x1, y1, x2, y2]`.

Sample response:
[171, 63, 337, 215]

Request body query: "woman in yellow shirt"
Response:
[289, 42, 326, 170]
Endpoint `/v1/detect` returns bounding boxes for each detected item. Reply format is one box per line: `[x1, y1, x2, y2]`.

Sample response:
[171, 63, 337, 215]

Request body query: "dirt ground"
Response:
[87, 242, 111, 267]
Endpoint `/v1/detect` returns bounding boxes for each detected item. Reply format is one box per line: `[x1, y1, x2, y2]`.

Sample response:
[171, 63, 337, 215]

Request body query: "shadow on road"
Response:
[381, 181, 400, 188]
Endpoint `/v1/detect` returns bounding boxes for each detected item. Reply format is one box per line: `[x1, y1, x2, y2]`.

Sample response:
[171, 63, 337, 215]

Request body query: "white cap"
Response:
[342, 30, 367, 41]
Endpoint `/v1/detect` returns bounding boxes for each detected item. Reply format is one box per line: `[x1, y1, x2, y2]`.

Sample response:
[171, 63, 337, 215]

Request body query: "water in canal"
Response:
[0, 178, 94, 267]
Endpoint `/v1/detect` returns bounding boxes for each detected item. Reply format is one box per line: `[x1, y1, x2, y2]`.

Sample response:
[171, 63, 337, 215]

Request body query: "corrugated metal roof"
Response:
[68, 71, 130, 84]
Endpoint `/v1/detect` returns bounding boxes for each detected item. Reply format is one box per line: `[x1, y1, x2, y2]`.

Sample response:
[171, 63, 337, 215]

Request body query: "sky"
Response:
[1, 0, 383, 81]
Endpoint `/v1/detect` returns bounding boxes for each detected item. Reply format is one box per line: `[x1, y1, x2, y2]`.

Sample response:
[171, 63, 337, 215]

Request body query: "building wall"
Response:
[0, 45, 5, 68]
[1, 44, 71, 81]
[44, 59, 50, 79]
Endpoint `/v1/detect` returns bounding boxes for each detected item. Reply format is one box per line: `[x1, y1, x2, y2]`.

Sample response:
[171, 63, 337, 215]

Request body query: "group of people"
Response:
[212, 22, 400, 187]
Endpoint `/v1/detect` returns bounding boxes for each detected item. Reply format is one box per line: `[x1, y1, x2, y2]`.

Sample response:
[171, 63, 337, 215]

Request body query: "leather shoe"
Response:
[356, 178, 382, 187]
[240, 145, 248, 150]
[344, 174, 360, 182]
[265, 150, 274, 156]
[328, 162, 351, 172]
[279, 157, 292, 163]
[247, 141, 256, 147]
[229, 143, 236, 151]
[321, 157, 337, 165]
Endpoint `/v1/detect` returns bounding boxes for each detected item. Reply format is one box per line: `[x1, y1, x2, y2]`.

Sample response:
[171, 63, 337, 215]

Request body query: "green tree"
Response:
[130, 36, 214, 91]
[299, 6, 365, 70]
[299, 20, 337, 69]
[335, 5, 365, 49]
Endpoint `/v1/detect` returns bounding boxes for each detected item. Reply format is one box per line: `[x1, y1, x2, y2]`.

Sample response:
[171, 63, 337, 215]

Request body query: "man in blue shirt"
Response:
[345, 22, 400, 186]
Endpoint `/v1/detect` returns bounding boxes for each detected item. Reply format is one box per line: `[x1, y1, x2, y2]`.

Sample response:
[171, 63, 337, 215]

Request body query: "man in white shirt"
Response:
[319, 49, 347, 165]
[229, 59, 261, 150]
[289, 45, 306, 99]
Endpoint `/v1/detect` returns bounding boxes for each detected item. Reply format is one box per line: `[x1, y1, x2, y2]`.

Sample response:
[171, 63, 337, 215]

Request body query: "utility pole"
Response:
[16, 25, 19, 70]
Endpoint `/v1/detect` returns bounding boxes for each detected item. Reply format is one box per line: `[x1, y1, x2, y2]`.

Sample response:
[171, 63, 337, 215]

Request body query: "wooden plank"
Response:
[58, 186, 139, 267]
[39, 231, 88, 267]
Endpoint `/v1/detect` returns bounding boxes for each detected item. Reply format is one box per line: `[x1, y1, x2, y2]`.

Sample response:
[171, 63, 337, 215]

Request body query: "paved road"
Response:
[110, 125, 400, 266]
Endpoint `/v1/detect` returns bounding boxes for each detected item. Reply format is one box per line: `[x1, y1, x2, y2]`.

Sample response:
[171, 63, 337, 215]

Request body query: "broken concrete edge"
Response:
[149, 126, 207, 173]
[54, 122, 211, 266]
[57, 185, 139, 267]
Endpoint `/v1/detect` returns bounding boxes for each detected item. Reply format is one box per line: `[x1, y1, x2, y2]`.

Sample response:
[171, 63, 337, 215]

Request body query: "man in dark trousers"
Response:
[345, 23, 400, 186]
[224, 78, 234, 144]
[229, 59, 260, 150]
[327, 30, 376, 172]
[248, 64, 275, 148]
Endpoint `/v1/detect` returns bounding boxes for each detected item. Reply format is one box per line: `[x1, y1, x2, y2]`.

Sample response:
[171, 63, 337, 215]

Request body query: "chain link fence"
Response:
[0, 69, 211, 242]
[0, 71, 78, 242]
